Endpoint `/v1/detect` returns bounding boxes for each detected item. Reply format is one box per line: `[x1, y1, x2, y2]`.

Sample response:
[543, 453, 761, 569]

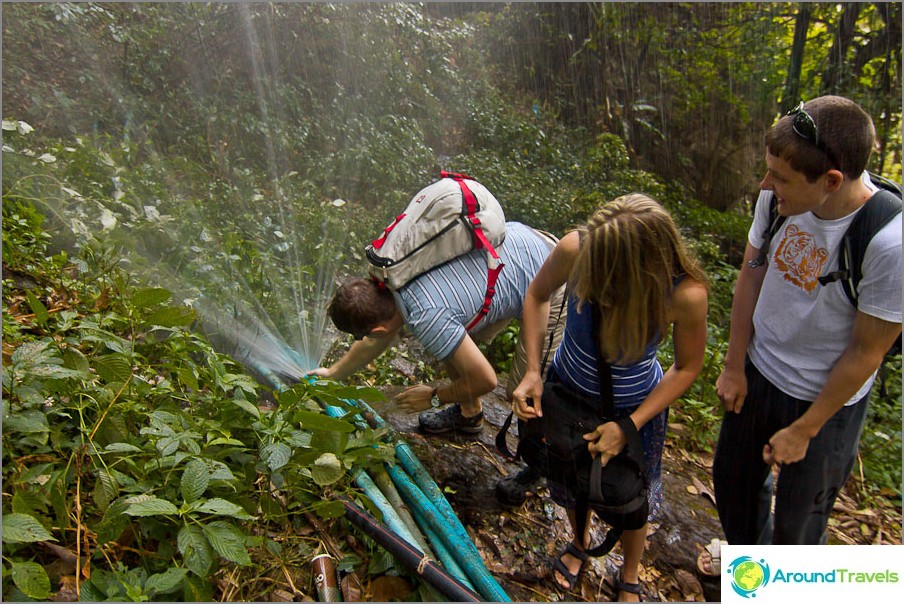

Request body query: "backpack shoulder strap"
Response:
[440, 171, 506, 331]
[748, 193, 787, 269]
[817, 189, 902, 306]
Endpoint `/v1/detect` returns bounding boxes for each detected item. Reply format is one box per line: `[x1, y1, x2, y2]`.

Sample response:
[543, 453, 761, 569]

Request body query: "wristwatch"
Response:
[430, 386, 442, 408]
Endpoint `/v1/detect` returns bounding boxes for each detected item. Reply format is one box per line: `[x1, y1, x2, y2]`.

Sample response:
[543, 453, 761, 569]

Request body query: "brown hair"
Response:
[764, 96, 876, 181]
[327, 278, 397, 337]
[570, 193, 707, 363]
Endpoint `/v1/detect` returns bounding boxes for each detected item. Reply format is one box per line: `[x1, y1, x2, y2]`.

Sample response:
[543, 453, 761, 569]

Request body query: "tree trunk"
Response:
[782, 4, 811, 112]
[822, 3, 863, 94]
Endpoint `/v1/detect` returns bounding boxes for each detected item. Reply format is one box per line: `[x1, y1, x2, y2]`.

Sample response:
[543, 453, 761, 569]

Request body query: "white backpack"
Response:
[366, 171, 506, 331]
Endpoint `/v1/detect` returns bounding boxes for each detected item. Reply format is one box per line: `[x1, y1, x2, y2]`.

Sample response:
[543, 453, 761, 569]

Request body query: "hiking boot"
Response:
[496, 466, 542, 507]
[419, 404, 484, 435]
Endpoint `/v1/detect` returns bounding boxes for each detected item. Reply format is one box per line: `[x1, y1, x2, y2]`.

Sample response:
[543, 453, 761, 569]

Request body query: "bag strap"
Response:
[816, 189, 902, 306]
[440, 171, 506, 332]
[494, 283, 568, 462]
[747, 193, 785, 269]
[574, 303, 617, 556]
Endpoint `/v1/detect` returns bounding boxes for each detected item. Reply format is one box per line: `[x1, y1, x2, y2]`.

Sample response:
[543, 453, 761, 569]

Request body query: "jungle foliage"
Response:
[2, 2, 901, 601]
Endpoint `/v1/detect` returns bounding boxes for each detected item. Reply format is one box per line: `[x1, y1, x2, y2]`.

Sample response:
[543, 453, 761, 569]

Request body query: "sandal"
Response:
[696, 538, 726, 577]
[548, 543, 589, 591]
[616, 576, 643, 601]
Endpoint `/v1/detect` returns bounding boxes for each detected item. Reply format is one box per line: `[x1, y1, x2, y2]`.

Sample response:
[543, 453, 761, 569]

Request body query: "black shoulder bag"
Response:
[495, 303, 648, 557]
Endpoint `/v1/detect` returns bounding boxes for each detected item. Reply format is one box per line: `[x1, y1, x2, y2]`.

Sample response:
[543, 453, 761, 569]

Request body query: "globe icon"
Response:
[733, 560, 765, 592]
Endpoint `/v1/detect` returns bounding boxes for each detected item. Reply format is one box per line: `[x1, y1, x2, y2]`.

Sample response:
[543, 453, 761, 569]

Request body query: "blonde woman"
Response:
[512, 194, 708, 601]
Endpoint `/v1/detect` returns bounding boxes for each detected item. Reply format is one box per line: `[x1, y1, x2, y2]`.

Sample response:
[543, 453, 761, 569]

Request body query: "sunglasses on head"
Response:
[787, 101, 839, 168]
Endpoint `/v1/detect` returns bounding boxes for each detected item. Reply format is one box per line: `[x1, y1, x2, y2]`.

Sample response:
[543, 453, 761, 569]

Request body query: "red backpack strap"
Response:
[371, 213, 406, 250]
[441, 171, 505, 331]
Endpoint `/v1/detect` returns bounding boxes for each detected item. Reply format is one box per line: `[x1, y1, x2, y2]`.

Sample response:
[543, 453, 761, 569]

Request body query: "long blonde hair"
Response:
[571, 193, 706, 363]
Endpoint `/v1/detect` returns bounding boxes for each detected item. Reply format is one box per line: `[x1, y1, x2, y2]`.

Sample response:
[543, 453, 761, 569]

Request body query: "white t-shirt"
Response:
[747, 176, 903, 403]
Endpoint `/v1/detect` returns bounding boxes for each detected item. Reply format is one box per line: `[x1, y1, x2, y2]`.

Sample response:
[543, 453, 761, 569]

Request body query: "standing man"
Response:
[310, 184, 565, 505]
[708, 96, 901, 557]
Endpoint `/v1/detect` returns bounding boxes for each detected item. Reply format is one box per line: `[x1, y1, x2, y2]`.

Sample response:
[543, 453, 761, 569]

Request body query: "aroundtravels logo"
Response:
[721, 545, 903, 600]
[726, 556, 771, 598]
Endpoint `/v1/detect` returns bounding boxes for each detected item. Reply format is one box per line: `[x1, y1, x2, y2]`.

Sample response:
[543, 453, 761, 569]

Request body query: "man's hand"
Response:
[763, 423, 811, 465]
[716, 367, 748, 413]
[395, 384, 434, 413]
[307, 367, 332, 379]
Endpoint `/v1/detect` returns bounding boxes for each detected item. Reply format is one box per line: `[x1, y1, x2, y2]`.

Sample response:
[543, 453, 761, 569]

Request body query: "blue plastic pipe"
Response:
[341, 497, 482, 602]
[348, 399, 511, 602]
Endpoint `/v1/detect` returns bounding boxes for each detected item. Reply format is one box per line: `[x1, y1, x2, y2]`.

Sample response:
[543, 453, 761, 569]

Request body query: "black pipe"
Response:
[340, 497, 484, 602]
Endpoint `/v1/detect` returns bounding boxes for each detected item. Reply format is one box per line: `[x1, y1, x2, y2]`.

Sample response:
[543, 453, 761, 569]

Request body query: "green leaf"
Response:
[124, 497, 180, 517]
[195, 498, 255, 520]
[10, 560, 52, 600]
[295, 409, 356, 433]
[144, 567, 188, 595]
[2, 410, 50, 434]
[178, 525, 213, 577]
[62, 346, 91, 376]
[2, 513, 56, 543]
[157, 435, 180, 457]
[261, 442, 292, 471]
[103, 442, 144, 453]
[206, 460, 238, 482]
[25, 290, 49, 327]
[93, 469, 119, 510]
[202, 521, 252, 566]
[11, 340, 54, 367]
[181, 458, 209, 504]
[311, 452, 345, 486]
[230, 395, 261, 418]
[132, 287, 172, 309]
[145, 305, 196, 327]
[313, 500, 346, 519]
[92, 354, 133, 383]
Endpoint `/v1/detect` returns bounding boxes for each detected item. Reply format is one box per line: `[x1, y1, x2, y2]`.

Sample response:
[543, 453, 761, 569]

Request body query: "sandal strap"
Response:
[549, 556, 579, 589]
[616, 579, 643, 595]
[564, 542, 589, 562]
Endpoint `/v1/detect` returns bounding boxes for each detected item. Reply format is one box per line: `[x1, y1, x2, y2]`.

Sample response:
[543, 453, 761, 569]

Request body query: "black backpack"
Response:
[752, 172, 902, 390]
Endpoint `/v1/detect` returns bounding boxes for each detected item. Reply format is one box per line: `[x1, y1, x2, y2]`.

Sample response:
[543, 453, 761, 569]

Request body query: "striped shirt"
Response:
[394, 222, 552, 360]
[551, 296, 663, 410]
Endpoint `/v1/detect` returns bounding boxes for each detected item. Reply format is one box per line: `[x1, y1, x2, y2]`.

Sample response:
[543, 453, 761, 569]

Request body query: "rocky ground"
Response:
[366, 378, 901, 603]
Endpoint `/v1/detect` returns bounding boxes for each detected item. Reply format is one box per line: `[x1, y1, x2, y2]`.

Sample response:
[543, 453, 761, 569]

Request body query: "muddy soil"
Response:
[369, 383, 724, 602]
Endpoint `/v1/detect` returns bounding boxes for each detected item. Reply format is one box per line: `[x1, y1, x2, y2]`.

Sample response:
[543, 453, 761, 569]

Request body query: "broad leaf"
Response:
[124, 497, 180, 517]
[178, 525, 213, 577]
[2, 513, 56, 543]
[195, 498, 255, 520]
[311, 453, 344, 486]
[10, 560, 52, 600]
[203, 521, 252, 566]
[295, 409, 356, 433]
[131, 287, 172, 309]
[146, 305, 196, 327]
[145, 567, 188, 595]
[92, 354, 133, 383]
[261, 442, 292, 471]
[181, 458, 209, 504]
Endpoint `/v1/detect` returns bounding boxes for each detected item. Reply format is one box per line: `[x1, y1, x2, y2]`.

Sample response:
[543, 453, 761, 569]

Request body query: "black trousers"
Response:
[712, 359, 869, 545]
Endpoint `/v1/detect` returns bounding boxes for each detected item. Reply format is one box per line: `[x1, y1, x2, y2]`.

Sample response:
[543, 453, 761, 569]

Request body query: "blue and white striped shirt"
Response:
[394, 222, 552, 360]
[551, 296, 662, 409]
